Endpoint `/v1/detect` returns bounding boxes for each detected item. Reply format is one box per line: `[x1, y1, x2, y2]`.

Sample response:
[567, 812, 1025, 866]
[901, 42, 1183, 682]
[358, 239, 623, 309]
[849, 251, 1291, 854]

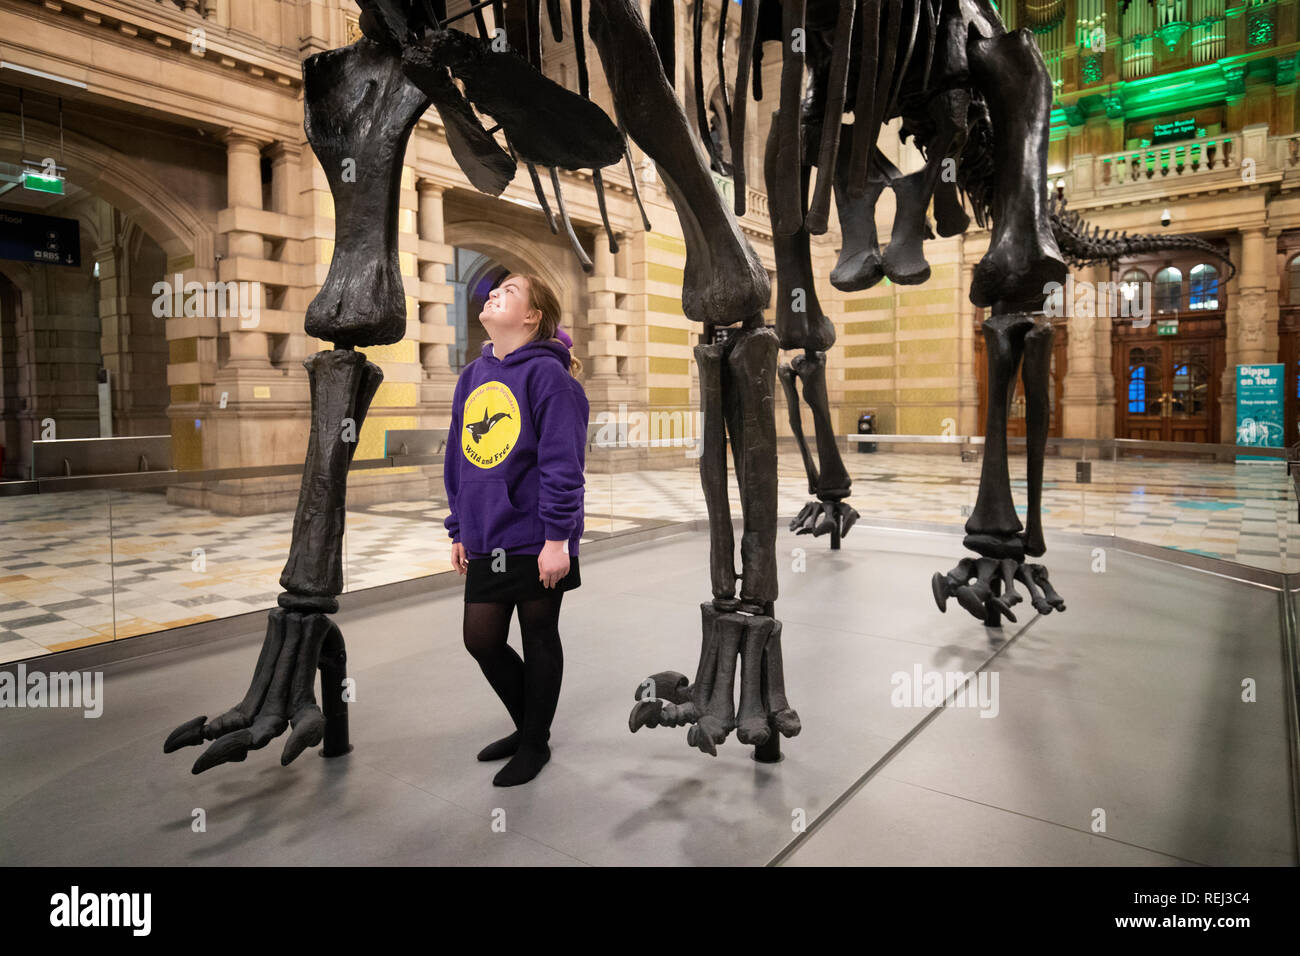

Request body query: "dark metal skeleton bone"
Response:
[698, 0, 1235, 624]
[163, 0, 1237, 772]
[165, 0, 800, 769]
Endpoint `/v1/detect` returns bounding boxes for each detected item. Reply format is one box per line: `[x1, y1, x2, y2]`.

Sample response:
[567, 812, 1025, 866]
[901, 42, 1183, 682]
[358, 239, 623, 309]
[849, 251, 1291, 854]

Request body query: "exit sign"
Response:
[22, 171, 64, 195]
[1157, 319, 1179, 336]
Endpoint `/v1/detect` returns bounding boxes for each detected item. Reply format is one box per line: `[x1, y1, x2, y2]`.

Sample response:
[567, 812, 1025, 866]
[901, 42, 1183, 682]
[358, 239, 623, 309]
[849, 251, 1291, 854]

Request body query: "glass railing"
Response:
[842, 433, 1291, 576]
[0, 431, 1293, 664]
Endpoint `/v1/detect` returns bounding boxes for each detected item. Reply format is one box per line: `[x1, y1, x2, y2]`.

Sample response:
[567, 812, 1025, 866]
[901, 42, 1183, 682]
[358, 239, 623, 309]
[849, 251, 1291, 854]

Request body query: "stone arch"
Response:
[443, 217, 588, 364]
[0, 118, 211, 266]
[0, 119, 199, 465]
[0, 266, 27, 478]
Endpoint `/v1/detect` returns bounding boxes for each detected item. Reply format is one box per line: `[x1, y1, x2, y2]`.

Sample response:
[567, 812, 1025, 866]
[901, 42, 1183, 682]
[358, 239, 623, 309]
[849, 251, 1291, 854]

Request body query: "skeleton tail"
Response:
[1048, 194, 1237, 281]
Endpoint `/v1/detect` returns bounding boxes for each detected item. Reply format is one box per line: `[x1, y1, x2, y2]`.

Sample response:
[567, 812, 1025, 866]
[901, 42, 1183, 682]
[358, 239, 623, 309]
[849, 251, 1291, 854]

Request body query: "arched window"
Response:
[1188, 263, 1219, 310]
[1287, 255, 1300, 306]
[1119, 268, 1147, 314]
[1154, 266, 1182, 312]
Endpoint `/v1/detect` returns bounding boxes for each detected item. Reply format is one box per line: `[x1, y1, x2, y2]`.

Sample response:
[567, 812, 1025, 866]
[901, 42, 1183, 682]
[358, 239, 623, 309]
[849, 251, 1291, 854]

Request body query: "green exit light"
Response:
[22, 172, 64, 195]
[1157, 319, 1179, 336]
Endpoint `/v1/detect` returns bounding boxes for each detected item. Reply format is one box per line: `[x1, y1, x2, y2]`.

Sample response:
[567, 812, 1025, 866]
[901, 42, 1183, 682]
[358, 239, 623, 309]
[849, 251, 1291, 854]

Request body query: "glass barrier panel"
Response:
[342, 462, 449, 592]
[591, 404, 706, 541]
[0, 490, 113, 663]
[1109, 444, 1287, 572]
[108, 478, 293, 640]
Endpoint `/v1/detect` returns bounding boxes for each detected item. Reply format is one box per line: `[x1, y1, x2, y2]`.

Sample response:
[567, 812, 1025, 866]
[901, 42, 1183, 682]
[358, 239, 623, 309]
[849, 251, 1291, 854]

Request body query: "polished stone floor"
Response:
[0, 525, 1292, 866]
[0, 447, 1293, 663]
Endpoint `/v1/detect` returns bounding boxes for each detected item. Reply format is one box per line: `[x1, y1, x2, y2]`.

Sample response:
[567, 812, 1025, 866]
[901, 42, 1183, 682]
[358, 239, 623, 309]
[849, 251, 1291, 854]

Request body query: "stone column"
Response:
[956, 259, 980, 435]
[1060, 263, 1111, 438]
[584, 229, 638, 447]
[221, 130, 270, 369]
[415, 179, 457, 390]
[267, 141, 301, 217]
[1094, 261, 1116, 440]
[588, 238, 619, 380]
[1235, 226, 1270, 364]
[1222, 225, 1270, 441]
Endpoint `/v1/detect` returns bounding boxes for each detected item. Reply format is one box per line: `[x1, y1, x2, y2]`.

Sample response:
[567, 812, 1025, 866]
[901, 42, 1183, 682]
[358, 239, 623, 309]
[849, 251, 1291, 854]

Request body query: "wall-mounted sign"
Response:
[1153, 118, 1199, 144]
[1236, 363, 1284, 462]
[1156, 319, 1179, 335]
[0, 208, 80, 267]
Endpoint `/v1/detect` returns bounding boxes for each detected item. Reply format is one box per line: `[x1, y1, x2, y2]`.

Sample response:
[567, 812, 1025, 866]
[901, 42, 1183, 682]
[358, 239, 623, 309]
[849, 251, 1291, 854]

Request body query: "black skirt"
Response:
[463, 552, 581, 603]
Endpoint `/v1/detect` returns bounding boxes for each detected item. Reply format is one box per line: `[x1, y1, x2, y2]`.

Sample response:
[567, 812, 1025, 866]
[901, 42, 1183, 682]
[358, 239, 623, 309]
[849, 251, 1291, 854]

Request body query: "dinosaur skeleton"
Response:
[165, 0, 1237, 772]
[689, 0, 1235, 627]
[165, 0, 795, 770]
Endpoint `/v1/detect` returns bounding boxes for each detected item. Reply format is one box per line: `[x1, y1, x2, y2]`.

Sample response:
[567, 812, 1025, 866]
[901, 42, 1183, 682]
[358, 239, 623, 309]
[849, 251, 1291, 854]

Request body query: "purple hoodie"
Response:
[444, 337, 588, 559]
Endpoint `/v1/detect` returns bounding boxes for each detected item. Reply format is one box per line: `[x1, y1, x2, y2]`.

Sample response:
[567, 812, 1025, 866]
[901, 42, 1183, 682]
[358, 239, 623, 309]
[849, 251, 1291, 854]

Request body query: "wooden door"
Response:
[1114, 335, 1220, 442]
[1281, 311, 1300, 446]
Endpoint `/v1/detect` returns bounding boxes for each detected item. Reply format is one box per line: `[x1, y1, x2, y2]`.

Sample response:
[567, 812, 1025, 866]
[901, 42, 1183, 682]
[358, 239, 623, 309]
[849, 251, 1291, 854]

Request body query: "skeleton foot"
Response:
[790, 499, 859, 538]
[628, 604, 800, 755]
[1019, 562, 1066, 614]
[164, 608, 346, 773]
[932, 552, 1066, 624]
[831, 245, 887, 292]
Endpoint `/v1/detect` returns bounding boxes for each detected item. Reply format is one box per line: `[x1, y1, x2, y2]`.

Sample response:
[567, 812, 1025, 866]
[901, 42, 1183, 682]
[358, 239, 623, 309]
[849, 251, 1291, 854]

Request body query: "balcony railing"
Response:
[1054, 124, 1300, 204]
[1098, 134, 1237, 189]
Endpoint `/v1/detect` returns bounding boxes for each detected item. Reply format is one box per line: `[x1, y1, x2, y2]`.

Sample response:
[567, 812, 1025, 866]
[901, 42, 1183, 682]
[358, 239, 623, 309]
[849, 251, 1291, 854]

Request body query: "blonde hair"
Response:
[505, 272, 583, 378]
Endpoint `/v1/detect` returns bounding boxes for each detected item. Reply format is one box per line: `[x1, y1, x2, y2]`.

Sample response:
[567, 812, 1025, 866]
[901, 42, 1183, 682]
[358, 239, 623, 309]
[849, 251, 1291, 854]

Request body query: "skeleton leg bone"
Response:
[592, 0, 794, 754]
[588, 0, 770, 324]
[787, 351, 858, 541]
[830, 130, 888, 292]
[1022, 317, 1053, 557]
[931, 311, 1066, 622]
[166, 350, 380, 770]
[965, 311, 1031, 561]
[965, 24, 1066, 308]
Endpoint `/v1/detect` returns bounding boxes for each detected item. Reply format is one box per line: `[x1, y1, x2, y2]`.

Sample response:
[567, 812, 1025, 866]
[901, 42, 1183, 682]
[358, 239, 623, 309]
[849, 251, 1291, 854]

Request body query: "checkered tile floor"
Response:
[0, 449, 1292, 663]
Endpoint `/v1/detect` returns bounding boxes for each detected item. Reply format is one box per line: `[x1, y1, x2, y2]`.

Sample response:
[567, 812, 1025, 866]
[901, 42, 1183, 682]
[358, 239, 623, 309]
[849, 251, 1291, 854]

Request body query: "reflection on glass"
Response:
[1128, 347, 1161, 414]
[1171, 345, 1209, 417]
[1154, 266, 1183, 313]
[1188, 263, 1219, 310]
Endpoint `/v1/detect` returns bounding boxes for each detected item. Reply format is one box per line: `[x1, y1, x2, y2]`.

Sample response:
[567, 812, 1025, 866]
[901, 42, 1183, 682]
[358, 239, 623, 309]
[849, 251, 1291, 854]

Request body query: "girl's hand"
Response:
[451, 541, 468, 575]
[538, 540, 569, 588]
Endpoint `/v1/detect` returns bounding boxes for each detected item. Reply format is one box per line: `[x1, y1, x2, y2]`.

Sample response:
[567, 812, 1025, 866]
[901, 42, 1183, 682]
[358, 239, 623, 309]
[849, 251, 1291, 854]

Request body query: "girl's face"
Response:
[479, 275, 539, 335]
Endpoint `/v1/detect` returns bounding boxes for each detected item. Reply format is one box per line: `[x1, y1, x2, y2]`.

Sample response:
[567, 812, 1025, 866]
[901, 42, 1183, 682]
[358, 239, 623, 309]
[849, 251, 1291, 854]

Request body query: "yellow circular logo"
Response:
[461, 380, 521, 469]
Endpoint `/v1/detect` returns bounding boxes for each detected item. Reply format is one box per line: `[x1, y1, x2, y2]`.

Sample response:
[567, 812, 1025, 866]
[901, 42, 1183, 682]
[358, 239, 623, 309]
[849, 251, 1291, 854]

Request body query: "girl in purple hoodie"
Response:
[444, 272, 589, 787]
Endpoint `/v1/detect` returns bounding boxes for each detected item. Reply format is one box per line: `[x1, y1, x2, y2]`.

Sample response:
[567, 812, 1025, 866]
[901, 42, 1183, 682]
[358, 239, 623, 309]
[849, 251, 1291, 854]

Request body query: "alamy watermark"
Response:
[1042, 275, 1152, 327]
[0, 663, 103, 718]
[151, 274, 261, 327]
[50, 886, 150, 935]
[592, 403, 703, 459]
[890, 664, 1000, 718]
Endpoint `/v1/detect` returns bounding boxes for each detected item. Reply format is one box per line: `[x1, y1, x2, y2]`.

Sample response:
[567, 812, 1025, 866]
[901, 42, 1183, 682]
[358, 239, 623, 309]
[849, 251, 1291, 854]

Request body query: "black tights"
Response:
[463, 591, 565, 753]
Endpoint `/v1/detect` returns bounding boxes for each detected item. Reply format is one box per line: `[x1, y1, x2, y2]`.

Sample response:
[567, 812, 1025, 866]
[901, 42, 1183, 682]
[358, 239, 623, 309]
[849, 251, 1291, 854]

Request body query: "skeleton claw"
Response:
[162, 715, 208, 753]
[933, 555, 1065, 624]
[628, 698, 664, 732]
[789, 499, 859, 538]
[628, 607, 798, 755]
[165, 609, 345, 774]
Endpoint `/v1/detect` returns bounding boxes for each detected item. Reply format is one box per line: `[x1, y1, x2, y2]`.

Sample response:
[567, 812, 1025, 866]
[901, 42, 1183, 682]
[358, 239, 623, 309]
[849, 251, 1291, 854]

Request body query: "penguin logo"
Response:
[462, 381, 522, 468]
